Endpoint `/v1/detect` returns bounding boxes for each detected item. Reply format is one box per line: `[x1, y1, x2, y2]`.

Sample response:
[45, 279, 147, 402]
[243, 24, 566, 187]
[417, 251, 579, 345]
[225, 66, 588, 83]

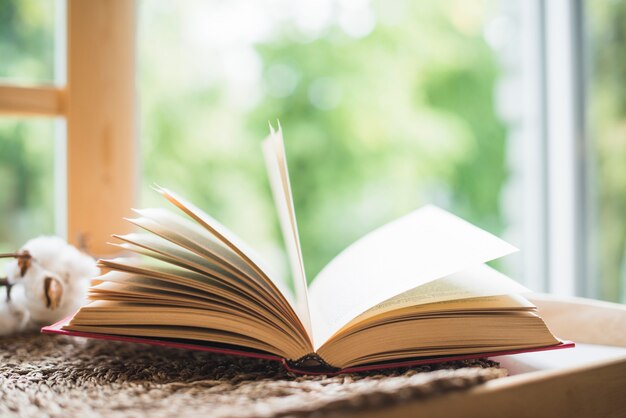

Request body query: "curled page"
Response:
[262, 123, 312, 340]
[308, 205, 518, 348]
[155, 187, 280, 287]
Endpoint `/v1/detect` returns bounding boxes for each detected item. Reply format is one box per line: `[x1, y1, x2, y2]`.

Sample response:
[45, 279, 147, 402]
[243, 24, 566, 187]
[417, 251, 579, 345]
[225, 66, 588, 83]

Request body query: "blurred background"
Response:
[0, 0, 624, 302]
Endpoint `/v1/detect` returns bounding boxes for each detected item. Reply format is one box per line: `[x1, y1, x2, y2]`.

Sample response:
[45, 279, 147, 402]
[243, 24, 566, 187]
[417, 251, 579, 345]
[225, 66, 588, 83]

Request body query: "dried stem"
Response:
[0, 250, 32, 277]
[0, 252, 32, 259]
[0, 253, 23, 259]
[0, 250, 32, 301]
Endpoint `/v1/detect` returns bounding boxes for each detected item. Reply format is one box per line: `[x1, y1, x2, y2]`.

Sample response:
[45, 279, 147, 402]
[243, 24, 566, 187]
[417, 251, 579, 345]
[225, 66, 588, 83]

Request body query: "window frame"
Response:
[544, 0, 590, 297]
[0, 0, 603, 298]
[510, 0, 591, 297]
[0, 0, 137, 256]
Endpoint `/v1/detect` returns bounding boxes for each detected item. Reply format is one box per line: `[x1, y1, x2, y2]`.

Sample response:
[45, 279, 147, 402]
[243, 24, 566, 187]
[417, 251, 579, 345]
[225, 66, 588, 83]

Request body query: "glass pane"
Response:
[139, 0, 508, 282]
[0, 119, 55, 258]
[0, 0, 57, 83]
[586, 0, 626, 302]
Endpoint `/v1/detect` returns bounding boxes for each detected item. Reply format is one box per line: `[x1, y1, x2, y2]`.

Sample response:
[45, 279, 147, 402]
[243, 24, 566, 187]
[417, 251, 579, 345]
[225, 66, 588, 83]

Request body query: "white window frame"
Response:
[511, 0, 591, 297]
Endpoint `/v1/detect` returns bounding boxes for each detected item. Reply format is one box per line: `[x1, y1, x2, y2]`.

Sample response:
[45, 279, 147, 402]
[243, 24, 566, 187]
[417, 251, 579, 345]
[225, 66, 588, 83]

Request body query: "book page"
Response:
[339, 263, 530, 331]
[155, 187, 279, 286]
[308, 205, 518, 348]
[110, 235, 297, 320]
[117, 201, 309, 339]
[262, 123, 312, 339]
[117, 214, 286, 299]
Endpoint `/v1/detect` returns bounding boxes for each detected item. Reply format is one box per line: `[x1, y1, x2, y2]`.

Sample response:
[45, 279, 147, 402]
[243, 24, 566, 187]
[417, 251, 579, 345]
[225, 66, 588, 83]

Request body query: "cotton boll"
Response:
[19, 261, 85, 324]
[2, 252, 32, 297]
[6, 236, 97, 285]
[4, 236, 99, 327]
[0, 286, 30, 336]
[0, 304, 29, 336]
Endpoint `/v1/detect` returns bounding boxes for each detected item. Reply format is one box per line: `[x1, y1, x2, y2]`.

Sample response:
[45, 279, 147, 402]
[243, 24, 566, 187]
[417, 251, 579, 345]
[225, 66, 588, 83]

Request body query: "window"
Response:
[0, 0, 56, 84]
[0, 0, 137, 260]
[0, 0, 58, 253]
[1, 0, 625, 302]
[0, 119, 56, 252]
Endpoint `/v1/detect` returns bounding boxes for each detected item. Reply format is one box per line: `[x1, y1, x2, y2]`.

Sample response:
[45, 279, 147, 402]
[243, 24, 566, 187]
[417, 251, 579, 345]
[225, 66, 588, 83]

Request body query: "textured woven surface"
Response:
[0, 333, 506, 417]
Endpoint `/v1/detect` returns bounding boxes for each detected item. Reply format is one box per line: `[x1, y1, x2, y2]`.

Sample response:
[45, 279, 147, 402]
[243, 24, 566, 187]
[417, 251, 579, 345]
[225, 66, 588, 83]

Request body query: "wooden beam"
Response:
[66, 0, 137, 256]
[528, 293, 626, 348]
[0, 84, 65, 116]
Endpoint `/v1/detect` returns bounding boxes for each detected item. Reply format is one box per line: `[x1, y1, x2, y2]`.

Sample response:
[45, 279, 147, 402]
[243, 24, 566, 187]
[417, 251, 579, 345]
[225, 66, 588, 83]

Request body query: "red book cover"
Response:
[42, 317, 574, 375]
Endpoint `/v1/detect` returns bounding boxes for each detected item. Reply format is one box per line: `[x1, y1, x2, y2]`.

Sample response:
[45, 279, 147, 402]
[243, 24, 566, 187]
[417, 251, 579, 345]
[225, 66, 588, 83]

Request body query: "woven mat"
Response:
[0, 333, 506, 417]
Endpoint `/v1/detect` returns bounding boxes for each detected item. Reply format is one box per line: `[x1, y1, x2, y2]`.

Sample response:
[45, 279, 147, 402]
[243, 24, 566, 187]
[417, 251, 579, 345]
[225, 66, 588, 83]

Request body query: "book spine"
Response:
[284, 353, 341, 374]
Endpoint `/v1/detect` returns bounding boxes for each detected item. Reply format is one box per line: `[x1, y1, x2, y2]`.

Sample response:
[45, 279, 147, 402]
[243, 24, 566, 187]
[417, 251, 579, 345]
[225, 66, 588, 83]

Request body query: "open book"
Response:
[43, 125, 571, 374]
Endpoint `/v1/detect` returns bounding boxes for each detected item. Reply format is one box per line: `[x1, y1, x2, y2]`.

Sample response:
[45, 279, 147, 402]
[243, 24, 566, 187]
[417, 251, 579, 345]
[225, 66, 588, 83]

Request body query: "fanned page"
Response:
[308, 206, 519, 348]
[262, 124, 312, 340]
[155, 187, 280, 289]
[63, 185, 315, 359]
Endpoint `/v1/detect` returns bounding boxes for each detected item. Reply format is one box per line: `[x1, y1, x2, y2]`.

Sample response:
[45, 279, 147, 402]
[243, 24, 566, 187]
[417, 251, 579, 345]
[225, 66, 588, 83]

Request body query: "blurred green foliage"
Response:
[139, 1, 507, 283]
[0, 120, 55, 253]
[0, 0, 55, 83]
[0, 0, 56, 256]
[587, 0, 626, 301]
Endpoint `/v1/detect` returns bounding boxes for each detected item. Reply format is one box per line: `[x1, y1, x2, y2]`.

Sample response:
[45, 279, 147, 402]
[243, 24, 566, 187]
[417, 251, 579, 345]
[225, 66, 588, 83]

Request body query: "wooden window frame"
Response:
[0, 0, 137, 256]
